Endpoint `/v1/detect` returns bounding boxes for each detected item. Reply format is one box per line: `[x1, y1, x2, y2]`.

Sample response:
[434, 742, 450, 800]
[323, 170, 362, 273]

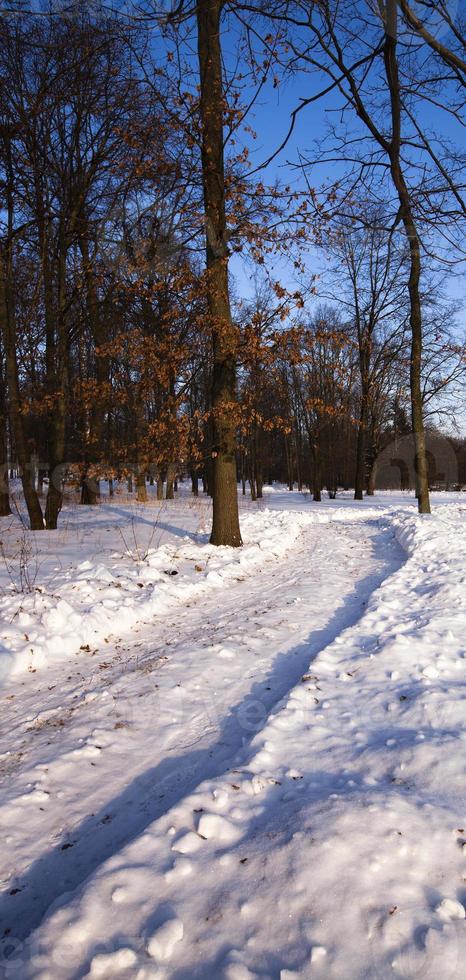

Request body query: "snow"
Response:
[146, 918, 184, 961]
[436, 899, 466, 923]
[88, 948, 138, 977]
[1, 487, 466, 977]
[0, 496, 317, 679]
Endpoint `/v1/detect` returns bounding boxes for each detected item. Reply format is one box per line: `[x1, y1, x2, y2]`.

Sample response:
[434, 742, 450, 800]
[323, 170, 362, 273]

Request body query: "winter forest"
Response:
[1, 2, 466, 978]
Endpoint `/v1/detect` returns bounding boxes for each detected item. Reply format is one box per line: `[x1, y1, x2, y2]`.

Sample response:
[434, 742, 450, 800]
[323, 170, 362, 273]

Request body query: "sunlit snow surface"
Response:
[0, 487, 465, 978]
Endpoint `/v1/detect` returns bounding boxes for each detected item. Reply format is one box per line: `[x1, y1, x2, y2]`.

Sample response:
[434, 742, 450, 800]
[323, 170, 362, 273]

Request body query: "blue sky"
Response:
[219, 11, 466, 328]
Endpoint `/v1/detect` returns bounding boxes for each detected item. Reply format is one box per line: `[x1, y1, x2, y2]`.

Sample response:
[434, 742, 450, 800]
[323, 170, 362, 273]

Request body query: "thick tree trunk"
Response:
[366, 457, 377, 496]
[81, 474, 99, 505]
[0, 138, 43, 529]
[165, 462, 175, 500]
[80, 468, 100, 505]
[384, 2, 430, 514]
[0, 364, 11, 516]
[0, 478, 10, 517]
[1, 267, 44, 528]
[45, 475, 63, 530]
[1, 252, 44, 529]
[136, 470, 148, 502]
[0, 461, 10, 516]
[0, 491, 9, 517]
[197, 0, 241, 547]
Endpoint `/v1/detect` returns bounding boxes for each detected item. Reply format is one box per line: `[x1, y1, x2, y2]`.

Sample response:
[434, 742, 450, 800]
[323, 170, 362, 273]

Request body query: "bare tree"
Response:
[260, 0, 466, 511]
[322, 208, 409, 498]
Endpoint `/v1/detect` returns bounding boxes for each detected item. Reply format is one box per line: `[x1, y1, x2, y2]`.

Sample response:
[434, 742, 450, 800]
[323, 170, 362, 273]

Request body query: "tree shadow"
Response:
[99, 503, 206, 543]
[0, 522, 403, 967]
[0, 643, 16, 689]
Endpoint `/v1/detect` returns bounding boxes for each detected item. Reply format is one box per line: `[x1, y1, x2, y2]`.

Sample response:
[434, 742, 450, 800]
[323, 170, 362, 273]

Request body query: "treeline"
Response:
[0, 3, 465, 541]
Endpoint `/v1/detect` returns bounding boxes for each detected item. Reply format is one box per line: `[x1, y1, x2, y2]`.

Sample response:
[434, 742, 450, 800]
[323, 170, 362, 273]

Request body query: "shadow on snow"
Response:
[0, 521, 403, 973]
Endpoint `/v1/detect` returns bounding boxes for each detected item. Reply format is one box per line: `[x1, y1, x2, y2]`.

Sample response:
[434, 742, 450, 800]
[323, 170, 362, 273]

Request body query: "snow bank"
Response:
[18, 504, 466, 978]
[0, 508, 314, 679]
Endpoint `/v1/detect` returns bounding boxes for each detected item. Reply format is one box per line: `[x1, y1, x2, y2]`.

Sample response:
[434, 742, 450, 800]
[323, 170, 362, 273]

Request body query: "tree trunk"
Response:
[78, 233, 107, 505]
[285, 435, 294, 490]
[383, 2, 430, 514]
[295, 434, 303, 491]
[136, 470, 148, 502]
[354, 384, 369, 500]
[81, 469, 100, 505]
[0, 258, 43, 528]
[45, 474, 63, 529]
[165, 462, 175, 500]
[191, 470, 199, 496]
[311, 442, 322, 502]
[0, 362, 11, 516]
[197, 0, 242, 547]
[36, 184, 66, 530]
[0, 137, 43, 529]
[203, 459, 213, 496]
[45, 229, 68, 530]
[253, 430, 264, 499]
[366, 457, 377, 496]
[241, 452, 246, 495]
[2, 293, 44, 528]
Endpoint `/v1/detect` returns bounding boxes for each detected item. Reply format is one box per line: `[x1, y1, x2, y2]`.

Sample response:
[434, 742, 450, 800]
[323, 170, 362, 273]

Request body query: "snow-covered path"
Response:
[0, 515, 402, 970]
[3, 495, 466, 980]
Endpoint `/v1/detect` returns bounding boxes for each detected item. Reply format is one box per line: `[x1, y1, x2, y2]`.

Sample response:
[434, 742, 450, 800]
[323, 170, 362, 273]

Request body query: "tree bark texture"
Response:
[197, 0, 242, 546]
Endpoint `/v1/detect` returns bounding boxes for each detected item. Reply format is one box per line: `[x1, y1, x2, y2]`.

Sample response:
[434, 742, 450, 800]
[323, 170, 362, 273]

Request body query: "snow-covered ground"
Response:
[1, 487, 466, 978]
